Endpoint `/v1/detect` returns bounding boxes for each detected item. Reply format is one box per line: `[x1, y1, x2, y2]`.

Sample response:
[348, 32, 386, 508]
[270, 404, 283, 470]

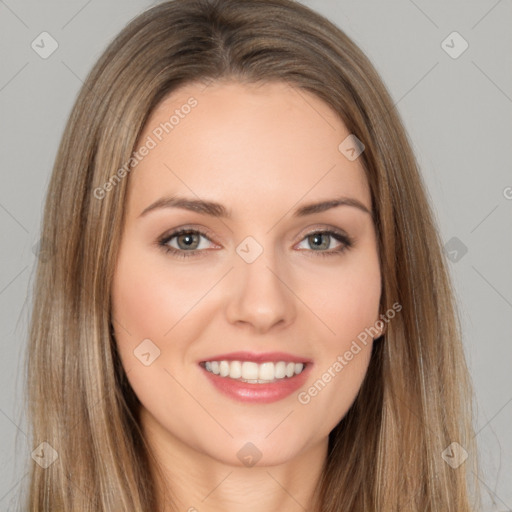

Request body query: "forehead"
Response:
[126, 80, 371, 217]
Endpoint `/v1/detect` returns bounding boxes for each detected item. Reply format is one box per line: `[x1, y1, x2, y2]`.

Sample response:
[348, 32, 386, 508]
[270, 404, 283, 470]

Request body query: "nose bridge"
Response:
[225, 240, 296, 331]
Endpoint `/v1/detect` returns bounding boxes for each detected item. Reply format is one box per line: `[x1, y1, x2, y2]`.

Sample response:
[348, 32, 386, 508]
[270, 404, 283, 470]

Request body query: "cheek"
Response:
[294, 252, 380, 424]
[110, 245, 213, 420]
[304, 252, 382, 344]
[111, 244, 214, 355]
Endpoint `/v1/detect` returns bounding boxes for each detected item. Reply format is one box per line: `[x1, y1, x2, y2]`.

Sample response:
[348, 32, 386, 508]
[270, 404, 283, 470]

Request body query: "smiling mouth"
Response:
[199, 360, 307, 383]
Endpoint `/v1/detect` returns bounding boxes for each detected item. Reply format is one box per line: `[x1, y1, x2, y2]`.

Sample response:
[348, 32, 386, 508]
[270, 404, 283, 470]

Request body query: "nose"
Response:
[225, 249, 297, 334]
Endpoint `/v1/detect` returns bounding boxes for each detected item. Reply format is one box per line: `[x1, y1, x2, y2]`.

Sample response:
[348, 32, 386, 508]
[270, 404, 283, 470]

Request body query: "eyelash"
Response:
[157, 227, 354, 260]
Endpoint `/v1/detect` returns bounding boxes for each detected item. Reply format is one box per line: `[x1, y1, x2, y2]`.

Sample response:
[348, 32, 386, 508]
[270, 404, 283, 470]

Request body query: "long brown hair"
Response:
[24, 0, 480, 510]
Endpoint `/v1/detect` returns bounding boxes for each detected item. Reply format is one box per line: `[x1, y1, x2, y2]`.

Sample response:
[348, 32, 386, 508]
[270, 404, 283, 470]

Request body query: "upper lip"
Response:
[199, 351, 312, 364]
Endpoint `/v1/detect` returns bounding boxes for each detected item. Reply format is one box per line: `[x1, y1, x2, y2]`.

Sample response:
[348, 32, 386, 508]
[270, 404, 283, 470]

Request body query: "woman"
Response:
[25, 0, 480, 510]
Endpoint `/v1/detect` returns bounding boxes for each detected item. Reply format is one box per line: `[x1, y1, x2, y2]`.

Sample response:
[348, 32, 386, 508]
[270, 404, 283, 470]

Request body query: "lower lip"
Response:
[200, 364, 312, 404]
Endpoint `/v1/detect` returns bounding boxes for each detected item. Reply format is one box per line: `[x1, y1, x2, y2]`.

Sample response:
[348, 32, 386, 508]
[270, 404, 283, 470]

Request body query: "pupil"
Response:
[179, 233, 198, 249]
[310, 233, 328, 250]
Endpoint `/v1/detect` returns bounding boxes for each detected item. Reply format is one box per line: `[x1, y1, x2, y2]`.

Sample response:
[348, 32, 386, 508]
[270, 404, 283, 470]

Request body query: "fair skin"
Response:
[111, 80, 383, 512]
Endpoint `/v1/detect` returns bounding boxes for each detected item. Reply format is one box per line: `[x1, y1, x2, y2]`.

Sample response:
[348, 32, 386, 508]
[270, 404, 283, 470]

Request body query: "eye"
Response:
[158, 228, 217, 259]
[295, 230, 353, 256]
[157, 227, 354, 259]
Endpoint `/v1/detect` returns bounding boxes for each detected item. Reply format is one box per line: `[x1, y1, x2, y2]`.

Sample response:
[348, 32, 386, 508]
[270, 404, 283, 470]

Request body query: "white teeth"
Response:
[258, 362, 274, 380]
[202, 360, 306, 382]
[275, 361, 286, 379]
[229, 360, 242, 379]
[219, 360, 230, 377]
[242, 361, 259, 380]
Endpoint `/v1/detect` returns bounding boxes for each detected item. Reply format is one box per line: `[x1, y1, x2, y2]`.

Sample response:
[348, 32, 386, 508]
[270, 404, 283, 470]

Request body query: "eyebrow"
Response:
[138, 195, 371, 219]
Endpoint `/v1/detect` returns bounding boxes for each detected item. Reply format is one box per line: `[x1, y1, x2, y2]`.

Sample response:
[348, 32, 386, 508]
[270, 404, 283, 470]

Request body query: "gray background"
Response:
[1, 0, 510, 509]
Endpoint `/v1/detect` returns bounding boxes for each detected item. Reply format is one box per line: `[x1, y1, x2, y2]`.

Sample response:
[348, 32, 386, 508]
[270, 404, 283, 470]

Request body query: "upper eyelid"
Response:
[159, 224, 217, 241]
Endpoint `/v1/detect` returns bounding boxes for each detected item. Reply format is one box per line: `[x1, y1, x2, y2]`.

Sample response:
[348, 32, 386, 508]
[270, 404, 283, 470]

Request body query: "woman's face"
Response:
[111, 80, 382, 467]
